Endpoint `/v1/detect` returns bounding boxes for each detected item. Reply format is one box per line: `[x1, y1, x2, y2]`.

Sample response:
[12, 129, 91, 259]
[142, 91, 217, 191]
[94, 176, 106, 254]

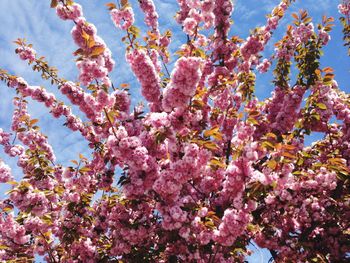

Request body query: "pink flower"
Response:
[198, 207, 208, 217]
[319, 29, 331, 45]
[126, 49, 161, 105]
[15, 46, 36, 62]
[338, 2, 350, 16]
[162, 56, 202, 111]
[256, 58, 271, 73]
[139, 0, 159, 32]
[56, 3, 83, 20]
[0, 160, 13, 183]
[110, 7, 135, 30]
[183, 17, 197, 35]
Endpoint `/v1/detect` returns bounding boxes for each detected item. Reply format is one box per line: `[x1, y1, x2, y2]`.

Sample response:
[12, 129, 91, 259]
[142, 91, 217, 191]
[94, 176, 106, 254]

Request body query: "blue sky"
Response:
[0, 0, 349, 262]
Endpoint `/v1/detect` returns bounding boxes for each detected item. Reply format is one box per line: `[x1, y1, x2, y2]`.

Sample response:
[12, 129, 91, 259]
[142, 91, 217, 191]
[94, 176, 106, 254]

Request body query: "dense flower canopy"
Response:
[0, 0, 350, 262]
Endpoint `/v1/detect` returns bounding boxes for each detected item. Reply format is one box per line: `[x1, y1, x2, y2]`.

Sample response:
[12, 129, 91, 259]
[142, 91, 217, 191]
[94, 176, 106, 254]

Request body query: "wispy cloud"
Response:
[0, 1, 88, 169]
[0, 0, 183, 172]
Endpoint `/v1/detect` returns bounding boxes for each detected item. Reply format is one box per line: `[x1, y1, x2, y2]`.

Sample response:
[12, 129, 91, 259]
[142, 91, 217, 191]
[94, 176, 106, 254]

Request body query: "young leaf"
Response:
[50, 0, 58, 8]
[121, 0, 128, 7]
[80, 166, 91, 173]
[106, 2, 117, 10]
[81, 30, 90, 41]
[90, 46, 105, 57]
[316, 103, 327, 110]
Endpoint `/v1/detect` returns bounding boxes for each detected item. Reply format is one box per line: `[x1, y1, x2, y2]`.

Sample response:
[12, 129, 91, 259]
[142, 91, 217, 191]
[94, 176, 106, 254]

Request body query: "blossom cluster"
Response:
[181, 0, 216, 36]
[240, 1, 289, 67]
[0, 128, 24, 158]
[0, 213, 31, 246]
[162, 56, 202, 112]
[15, 45, 36, 62]
[7, 77, 92, 141]
[56, 2, 83, 20]
[71, 18, 115, 86]
[126, 49, 161, 107]
[265, 85, 305, 133]
[139, 0, 159, 33]
[213, 0, 234, 39]
[338, 0, 350, 16]
[57, 3, 115, 87]
[110, 7, 135, 30]
[0, 159, 13, 183]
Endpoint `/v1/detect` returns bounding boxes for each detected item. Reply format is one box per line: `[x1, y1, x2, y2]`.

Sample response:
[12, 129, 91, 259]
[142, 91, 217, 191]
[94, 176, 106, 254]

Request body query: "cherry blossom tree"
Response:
[0, 0, 349, 262]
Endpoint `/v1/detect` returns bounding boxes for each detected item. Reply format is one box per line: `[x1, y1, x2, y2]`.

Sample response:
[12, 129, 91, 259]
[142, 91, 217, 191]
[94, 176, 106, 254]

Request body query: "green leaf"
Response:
[3, 207, 13, 213]
[204, 126, 223, 141]
[42, 213, 52, 225]
[7, 181, 18, 185]
[80, 166, 91, 173]
[297, 158, 304, 166]
[316, 103, 327, 110]
[281, 151, 296, 159]
[210, 158, 226, 168]
[266, 159, 277, 169]
[203, 141, 218, 151]
[90, 46, 105, 57]
[195, 48, 206, 59]
[262, 141, 275, 150]
[303, 17, 312, 24]
[247, 117, 258, 125]
[81, 30, 89, 40]
[128, 26, 140, 38]
[30, 119, 39, 126]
